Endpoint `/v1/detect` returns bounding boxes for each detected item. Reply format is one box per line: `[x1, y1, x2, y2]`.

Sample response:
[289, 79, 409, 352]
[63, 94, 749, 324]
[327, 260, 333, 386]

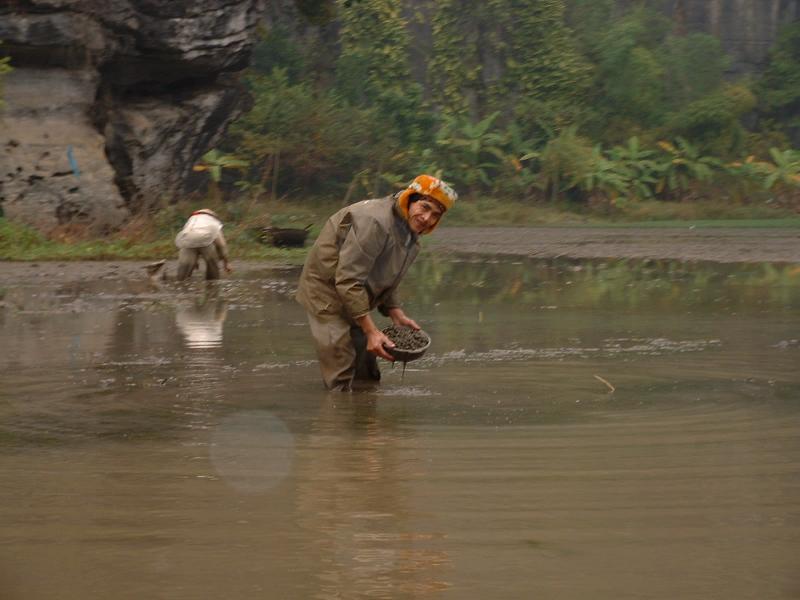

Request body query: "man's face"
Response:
[407, 196, 445, 234]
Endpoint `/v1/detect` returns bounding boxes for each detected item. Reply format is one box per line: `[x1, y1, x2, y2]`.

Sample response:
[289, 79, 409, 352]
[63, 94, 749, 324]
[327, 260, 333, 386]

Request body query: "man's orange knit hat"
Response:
[396, 175, 458, 225]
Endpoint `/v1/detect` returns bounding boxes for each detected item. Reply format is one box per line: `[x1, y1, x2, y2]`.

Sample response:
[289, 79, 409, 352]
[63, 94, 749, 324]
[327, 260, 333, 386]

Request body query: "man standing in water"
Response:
[296, 174, 457, 391]
[174, 208, 232, 281]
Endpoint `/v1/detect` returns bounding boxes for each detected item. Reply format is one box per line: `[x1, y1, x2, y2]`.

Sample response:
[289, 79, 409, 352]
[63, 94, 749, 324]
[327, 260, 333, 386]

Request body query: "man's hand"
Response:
[356, 313, 396, 361]
[387, 307, 420, 330]
[366, 329, 396, 361]
[223, 260, 233, 274]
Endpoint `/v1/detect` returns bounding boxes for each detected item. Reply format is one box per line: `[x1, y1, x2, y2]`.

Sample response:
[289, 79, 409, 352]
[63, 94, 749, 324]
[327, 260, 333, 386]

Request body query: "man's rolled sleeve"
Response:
[377, 290, 401, 316]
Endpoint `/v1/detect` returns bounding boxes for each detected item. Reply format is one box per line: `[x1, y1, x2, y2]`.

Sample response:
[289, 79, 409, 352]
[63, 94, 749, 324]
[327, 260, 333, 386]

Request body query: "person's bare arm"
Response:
[214, 233, 232, 273]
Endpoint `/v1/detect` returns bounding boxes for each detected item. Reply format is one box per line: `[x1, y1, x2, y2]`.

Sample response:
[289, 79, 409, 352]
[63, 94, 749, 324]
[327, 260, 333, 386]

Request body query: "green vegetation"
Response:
[205, 2, 799, 212]
[755, 20, 800, 140]
[0, 42, 11, 108]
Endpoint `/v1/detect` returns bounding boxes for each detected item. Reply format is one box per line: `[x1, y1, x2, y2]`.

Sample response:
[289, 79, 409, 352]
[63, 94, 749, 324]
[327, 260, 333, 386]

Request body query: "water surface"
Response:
[1, 257, 799, 599]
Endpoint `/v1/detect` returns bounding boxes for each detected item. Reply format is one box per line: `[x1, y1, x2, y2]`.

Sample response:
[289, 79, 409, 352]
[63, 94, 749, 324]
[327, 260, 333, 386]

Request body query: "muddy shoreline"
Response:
[0, 226, 798, 284]
[430, 226, 800, 264]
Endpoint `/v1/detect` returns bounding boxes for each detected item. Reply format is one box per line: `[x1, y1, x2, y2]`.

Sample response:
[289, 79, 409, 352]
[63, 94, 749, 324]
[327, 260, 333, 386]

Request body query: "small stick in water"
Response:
[593, 374, 615, 393]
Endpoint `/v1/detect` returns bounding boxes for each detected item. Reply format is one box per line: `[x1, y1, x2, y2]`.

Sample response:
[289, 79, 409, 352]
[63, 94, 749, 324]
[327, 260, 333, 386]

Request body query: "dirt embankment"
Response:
[430, 227, 800, 264]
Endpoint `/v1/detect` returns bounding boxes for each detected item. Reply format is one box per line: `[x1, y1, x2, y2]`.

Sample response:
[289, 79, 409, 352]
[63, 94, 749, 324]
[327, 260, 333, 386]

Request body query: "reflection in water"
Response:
[295, 397, 451, 598]
[175, 288, 228, 349]
[0, 257, 798, 599]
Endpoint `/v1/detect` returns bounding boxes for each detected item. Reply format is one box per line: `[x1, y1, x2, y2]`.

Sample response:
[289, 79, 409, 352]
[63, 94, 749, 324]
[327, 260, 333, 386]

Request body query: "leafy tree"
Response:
[584, 6, 734, 147]
[755, 21, 800, 138]
[661, 33, 729, 107]
[230, 69, 376, 194]
[665, 84, 756, 156]
[0, 43, 11, 108]
[594, 7, 670, 127]
[251, 26, 307, 82]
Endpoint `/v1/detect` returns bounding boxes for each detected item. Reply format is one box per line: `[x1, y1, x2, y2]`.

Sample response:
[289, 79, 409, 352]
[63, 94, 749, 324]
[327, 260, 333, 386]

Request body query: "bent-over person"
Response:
[295, 174, 457, 391]
[174, 209, 232, 281]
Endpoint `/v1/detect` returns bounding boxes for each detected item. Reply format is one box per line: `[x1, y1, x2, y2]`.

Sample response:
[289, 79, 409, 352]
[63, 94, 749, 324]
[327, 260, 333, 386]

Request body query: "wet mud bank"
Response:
[430, 226, 800, 264]
[0, 226, 798, 288]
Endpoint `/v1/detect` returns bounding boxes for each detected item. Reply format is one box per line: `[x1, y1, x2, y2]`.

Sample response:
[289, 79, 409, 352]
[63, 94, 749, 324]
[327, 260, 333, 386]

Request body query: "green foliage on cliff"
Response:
[0, 43, 11, 108]
[251, 26, 307, 82]
[756, 21, 800, 137]
[583, 6, 735, 146]
[230, 69, 377, 194]
[430, 0, 590, 131]
[335, 0, 432, 148]
[219, 0, 798, 209]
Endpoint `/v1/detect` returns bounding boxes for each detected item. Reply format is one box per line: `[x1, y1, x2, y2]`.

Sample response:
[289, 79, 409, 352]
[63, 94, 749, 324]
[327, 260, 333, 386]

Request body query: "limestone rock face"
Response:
[0, 0, 264, 231]
[661, 0, 800, 75]
[2, 69, 128, 232]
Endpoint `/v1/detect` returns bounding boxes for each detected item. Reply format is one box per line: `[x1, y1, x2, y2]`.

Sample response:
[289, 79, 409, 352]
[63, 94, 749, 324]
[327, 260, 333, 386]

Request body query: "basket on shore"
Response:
[258, 225, 311, 248]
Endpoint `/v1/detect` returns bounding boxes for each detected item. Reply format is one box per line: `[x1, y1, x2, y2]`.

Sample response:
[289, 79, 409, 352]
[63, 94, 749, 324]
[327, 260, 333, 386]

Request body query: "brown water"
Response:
[1, 257, 799, 599]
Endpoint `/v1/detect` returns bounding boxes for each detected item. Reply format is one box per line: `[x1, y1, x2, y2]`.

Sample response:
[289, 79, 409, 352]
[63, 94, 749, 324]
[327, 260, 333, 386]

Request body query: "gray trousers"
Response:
[307, 313, 381, 391]
[176, 245, 221, 281]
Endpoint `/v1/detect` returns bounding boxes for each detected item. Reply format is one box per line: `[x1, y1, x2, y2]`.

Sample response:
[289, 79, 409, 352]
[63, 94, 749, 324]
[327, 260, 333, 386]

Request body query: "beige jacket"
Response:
[295, 195, 420, 321]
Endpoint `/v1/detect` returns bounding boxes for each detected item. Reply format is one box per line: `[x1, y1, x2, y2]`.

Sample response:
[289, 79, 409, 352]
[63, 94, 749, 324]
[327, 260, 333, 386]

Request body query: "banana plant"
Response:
[490, 122, 541, 197]
[608, 136, 663, 199]
[577, 145, 630, 203]
[193, 149, 250, 202]
[655, 137, 722, 196]
[433, 112, 506, 189]
[193, 149, 249, 183]
[758, 148, 800, 190]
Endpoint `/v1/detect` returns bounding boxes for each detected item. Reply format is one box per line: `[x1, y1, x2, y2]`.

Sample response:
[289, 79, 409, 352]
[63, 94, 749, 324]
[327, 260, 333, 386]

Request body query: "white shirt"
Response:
[175, 213, 223, 249]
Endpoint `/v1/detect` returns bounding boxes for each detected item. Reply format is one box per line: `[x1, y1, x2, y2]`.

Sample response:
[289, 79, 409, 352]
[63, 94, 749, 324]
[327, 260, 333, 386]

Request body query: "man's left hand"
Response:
[387, 307, 420, 330]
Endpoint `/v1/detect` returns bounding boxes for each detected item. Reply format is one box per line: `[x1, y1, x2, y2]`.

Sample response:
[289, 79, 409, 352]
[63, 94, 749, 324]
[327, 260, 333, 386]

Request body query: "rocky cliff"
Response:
[651, 0, 799, 75]
[0, 0, 264, 232]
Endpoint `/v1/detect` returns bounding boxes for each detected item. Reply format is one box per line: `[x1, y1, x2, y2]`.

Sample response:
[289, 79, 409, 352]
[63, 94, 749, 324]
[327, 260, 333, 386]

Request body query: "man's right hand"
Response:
[367, 329, 396, 362]
[356, 313, 396, 361]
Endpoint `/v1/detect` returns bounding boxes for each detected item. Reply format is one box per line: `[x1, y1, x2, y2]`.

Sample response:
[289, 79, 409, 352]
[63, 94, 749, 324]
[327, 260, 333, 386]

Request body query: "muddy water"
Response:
[1, 257, 799, 599]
